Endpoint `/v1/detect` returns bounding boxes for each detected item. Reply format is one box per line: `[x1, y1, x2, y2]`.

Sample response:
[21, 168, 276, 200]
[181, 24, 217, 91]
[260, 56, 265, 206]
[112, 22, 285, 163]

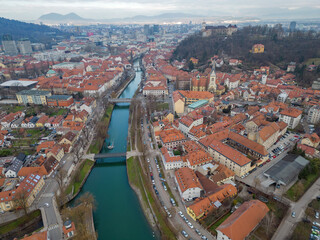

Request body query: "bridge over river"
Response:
[84, 151, 142, 161]
[108, 98, 132, 103]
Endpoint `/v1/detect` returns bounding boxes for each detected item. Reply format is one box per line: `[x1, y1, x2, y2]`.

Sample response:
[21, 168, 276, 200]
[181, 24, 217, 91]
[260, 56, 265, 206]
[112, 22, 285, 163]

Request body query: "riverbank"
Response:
[126, 100, 176, 240]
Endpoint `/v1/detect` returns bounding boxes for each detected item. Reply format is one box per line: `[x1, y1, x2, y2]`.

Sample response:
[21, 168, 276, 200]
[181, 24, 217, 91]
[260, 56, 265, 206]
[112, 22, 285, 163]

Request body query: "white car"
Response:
[188, 222, 194, 229]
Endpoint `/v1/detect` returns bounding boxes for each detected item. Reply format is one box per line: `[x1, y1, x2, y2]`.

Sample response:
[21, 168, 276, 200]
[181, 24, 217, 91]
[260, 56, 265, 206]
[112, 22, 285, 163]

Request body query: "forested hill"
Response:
[171, 25, 320, 69]
[0, 17, 70, 43]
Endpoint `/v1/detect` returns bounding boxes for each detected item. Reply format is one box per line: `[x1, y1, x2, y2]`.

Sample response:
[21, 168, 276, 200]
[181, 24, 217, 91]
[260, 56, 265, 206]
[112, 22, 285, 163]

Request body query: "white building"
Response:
[279, 108, 302, 129]
[224, 78, 239, 90]
[174, 167, 203, 201]
[308, 105, 320, 124]
[160, 147, 184, 170]
[277, 92, 288, 103]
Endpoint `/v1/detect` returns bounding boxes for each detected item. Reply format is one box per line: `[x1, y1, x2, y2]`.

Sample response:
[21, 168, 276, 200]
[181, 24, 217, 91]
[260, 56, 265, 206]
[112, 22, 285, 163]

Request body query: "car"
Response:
[187, 222, 194, 229]
[164, 206, 168, 211]
[267, 159, 271, 162]
[201, 235, 208, 240]
[316, 212, 319, 219]
[273, 155, 276, 158]
[181, 230, 189, 238]
[170, 198, 176, 206]
[155, 190, 159, 195]
[159, 173, 162, 178]
[314, 222, 320, 227]
[291, 211, 296, 218]
[195, 229, 201, 236]
[147, 158, 150, 162]
[44, 203, 49, 208]
[178, 211, 184, 218]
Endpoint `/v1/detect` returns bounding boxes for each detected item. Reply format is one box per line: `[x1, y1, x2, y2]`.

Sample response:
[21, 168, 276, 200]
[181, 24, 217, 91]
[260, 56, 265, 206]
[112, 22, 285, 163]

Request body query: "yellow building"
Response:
[252, 44, 264, 53]
[47, 144, 65, 162]
[16, 90, 51, 105]
[164, 113, 174, 123]
[301, 133, 320, 148]
[187, 184, 237, 220]
[173, 91, 185, 115]
[0, 174, 45, 212]
[208, 140, 252, 177]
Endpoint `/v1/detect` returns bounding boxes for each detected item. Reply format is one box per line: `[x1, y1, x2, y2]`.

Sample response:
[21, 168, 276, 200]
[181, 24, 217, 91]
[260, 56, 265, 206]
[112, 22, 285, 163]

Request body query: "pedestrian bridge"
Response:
[108, 98, 132, 103]
[94, 152, 127, 159]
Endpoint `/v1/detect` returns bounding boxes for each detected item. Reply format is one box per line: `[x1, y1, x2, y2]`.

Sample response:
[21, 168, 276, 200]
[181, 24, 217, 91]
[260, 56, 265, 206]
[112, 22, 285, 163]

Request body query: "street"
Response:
[272, 177, 320, 240]
[140, 97, 215, 240]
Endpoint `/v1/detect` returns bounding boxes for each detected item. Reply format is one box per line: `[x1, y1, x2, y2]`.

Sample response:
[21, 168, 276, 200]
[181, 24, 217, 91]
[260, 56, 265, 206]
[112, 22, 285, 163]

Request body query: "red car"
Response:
[267, 159, 271, 162]
[273, 155, 276, 158]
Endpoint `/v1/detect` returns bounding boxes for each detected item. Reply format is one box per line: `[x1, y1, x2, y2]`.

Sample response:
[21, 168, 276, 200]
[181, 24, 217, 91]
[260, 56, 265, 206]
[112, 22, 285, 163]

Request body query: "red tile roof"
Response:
[217, 200, 269, 240]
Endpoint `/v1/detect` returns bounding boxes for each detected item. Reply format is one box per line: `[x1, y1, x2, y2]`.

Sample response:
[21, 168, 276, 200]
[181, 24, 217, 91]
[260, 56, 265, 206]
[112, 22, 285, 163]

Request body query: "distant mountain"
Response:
[0, 17, 70, 43]
[36, 12, 203, 24]
[39, 12, 86, 21]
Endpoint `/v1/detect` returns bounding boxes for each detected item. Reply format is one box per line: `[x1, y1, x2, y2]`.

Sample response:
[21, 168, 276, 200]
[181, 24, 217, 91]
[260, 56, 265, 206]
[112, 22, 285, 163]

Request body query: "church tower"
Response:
[208, 61, 217, 93]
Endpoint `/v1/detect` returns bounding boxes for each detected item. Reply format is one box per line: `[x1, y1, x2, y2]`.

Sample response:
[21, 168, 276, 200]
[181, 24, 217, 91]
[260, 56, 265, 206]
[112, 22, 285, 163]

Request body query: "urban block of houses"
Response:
[159, 128, 187, 150]
[208, 140, 252, 177]
[160, 147, 184, 170]
[187, 184, 237, 220]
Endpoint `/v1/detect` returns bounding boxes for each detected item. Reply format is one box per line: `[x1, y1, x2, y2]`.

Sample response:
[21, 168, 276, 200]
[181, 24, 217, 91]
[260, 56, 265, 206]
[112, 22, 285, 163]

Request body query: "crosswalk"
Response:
[48, 224, 59, 231]
[42, 193, 54, 198]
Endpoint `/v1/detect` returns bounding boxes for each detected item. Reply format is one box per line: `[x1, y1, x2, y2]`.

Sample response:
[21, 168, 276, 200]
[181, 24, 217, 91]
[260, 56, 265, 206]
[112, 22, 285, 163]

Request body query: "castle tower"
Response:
[208, 61, 217, 92]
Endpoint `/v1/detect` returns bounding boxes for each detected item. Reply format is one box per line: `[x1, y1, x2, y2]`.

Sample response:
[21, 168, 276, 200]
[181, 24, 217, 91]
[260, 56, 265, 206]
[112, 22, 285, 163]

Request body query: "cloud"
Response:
[0, 0, 319, 20]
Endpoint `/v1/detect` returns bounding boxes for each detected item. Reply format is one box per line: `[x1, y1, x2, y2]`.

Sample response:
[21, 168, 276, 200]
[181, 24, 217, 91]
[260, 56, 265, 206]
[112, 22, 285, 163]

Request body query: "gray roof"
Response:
[5, 159, 23, 174]
[264, 154, 309, 185]
[47, 95, 72, 100]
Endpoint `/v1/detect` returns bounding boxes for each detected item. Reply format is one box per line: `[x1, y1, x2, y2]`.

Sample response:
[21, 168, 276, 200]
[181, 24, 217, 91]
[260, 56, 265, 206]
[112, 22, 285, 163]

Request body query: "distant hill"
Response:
[0, 17, 70, 43]
[172, 25, 320, 86]
[39, 12, 86, 21]
[36, 12, 202, 24]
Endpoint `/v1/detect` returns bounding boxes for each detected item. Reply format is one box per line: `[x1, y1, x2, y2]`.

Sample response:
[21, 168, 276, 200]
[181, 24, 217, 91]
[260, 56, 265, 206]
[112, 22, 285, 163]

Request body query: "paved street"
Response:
[140, 98, 215, 240]
[272, 177, 320, 240]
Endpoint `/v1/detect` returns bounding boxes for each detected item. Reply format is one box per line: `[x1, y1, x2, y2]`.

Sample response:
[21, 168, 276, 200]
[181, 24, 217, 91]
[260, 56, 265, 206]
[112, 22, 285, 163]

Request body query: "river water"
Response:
[76, 60, 155, 240]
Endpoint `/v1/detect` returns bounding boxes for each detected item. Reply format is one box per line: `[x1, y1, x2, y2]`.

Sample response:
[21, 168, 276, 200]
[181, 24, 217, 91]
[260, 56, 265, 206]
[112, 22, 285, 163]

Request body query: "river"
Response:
[76, 60, 155, 240]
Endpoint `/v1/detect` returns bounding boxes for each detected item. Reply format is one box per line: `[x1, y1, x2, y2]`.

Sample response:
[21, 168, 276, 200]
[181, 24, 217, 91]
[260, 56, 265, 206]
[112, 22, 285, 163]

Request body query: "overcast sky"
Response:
[0, 0, 319, 20]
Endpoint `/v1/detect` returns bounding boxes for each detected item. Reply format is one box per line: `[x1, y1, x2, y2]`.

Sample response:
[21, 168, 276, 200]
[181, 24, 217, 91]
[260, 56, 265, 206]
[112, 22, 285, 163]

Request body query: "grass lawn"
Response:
[286, 173, 318, 201]
[88, 104, 114, 154]
[53, 108, 68, 116]
[127, 156, 176, 240]
[291, 221, 312, 240]
[156, 102, 169, 111]
[309, 199, 320, 210]
[209, 212, 231, 233]
[66, 159, 94, 195]
[0, 210, 41, 235]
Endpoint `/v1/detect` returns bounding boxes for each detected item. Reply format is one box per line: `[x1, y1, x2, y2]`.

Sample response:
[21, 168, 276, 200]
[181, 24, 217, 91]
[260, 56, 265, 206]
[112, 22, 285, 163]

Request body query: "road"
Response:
[140, 96, 214, 240]
[272, 177, 320, 240]
[239, 132, 297, 194]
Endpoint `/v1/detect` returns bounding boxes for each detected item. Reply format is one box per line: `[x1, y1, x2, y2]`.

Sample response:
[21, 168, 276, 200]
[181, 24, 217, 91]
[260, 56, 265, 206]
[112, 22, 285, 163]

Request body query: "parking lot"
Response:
[239, 132, 299, 194]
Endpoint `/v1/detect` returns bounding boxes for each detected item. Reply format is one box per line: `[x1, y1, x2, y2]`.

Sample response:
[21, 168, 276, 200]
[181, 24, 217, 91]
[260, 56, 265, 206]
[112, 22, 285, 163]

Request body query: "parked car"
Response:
[181, 231, 188, 238]
[291, 211, 296, 218]
[316, 212, 319, 219]
[187, 222, 194, 229]
[195, 229, 201, 236]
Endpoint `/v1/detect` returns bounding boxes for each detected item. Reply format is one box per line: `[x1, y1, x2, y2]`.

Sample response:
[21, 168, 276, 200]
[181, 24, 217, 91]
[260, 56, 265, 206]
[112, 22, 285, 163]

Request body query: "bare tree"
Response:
[15, 189, 29, 216]
[56, 168, 67, 192]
